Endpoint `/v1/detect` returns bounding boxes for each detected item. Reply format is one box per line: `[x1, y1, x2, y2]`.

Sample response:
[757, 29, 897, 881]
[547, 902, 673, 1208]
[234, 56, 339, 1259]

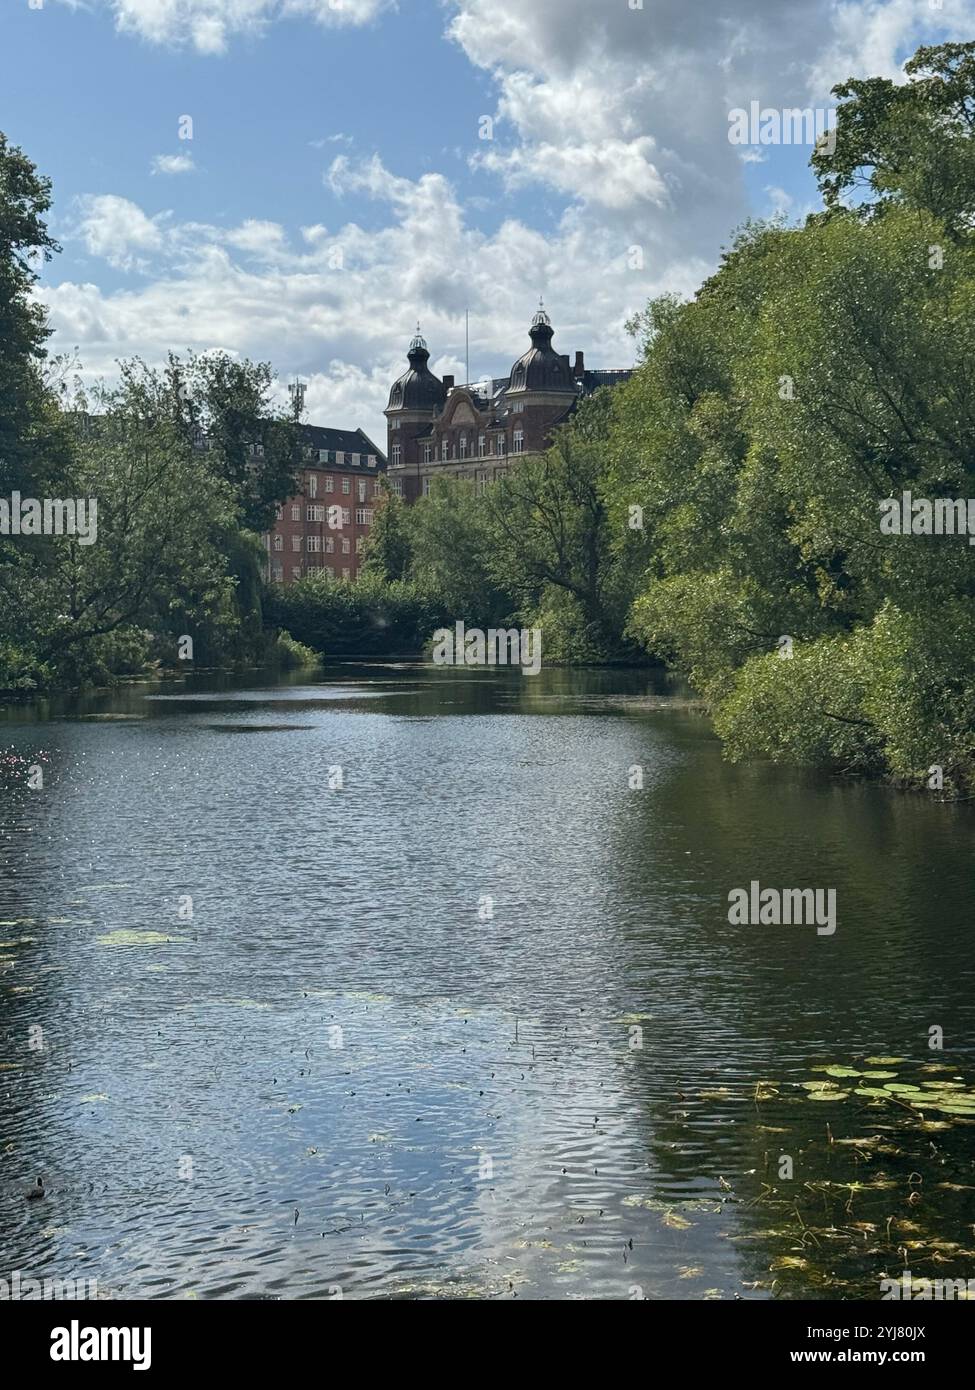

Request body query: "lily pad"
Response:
[864, 1056, 906, 1065]
[95, 930, 179, 947]
[662, 1210, 693, 1229]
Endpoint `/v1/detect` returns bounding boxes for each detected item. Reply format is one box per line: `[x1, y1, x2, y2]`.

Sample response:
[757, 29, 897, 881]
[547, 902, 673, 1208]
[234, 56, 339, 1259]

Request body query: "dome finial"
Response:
[531, 298, 551, 329]
[409, 321, 427, 352]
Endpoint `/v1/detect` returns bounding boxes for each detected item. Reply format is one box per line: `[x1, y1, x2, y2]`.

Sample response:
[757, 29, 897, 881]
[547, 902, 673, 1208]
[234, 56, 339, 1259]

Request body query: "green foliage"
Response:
[613, 40, 975, 790]
[361, 483, 412, 582]
[165, 351, 298, 533]
[264, 570, 444, 658]
[812, 42, 975, 237]
[272, 629, 322, 669]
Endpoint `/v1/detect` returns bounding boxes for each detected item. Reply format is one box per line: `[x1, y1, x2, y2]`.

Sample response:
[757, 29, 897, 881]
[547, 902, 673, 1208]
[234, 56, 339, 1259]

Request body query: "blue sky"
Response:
[3, 0, 971, 445]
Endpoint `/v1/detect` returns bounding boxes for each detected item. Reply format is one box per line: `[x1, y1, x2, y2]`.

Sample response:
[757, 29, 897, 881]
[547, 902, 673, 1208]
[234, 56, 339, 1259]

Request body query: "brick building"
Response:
[384, 305, 633, 502]
[263, 424, 386, 585]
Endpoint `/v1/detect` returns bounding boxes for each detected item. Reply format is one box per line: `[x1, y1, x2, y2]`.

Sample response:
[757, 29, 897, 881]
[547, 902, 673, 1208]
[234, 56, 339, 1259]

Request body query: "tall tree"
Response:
[812, 42, 975, 237]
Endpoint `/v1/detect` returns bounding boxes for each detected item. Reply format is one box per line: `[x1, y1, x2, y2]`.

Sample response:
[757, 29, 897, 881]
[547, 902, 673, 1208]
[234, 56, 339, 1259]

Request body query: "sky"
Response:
[3, 0, 973, 447]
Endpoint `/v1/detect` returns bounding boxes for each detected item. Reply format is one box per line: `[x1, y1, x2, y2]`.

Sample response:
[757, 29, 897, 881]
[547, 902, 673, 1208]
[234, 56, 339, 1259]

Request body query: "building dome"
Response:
[387, 325, 448, 412]
[507, 301, 572, 394]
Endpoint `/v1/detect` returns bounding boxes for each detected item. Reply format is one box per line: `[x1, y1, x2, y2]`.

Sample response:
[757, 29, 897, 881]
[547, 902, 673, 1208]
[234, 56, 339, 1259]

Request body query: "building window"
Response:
[291, 505, 301, 521]
[324, 475, 334, 492]
[326, 536, 334, 553]
[496, 435, 506, 456]
[272, 565, 283, 581]
[441, 441, 450, 461]
[308, 474, 318, 498]
[391, 444, 401, 467]
[355, 536, 364, 554]
[478, 434, 485, 456]
[390, 477, 403, 497]
[355, 508, 374, 525]
[275, 504, 283, 520]
[341, 536, 351, 554]
[342, 477, 351, 494]
[391, 417, 400, 430]
[367, 455, 376, 467]
[513, 430, 524, 453]
[273, 535, 283, 551]
[512, 401, 524, 414]
[292, 567, 301, 580]
[342, 567, 351, 580]
[423, 477, 432, 496]
[423, 444, 432, 464]
[292, 536, 302, 552]
[373, 480, 382, 497]
[351, 453, 360, 466]
[342, 508, 351, 526]
[319, 449, 330, 463]
[307, 536, 321, 552]
[326, 565, 334, 577]
[307, 505, 324, 521]
[459, 436, 468, 458]
[358, 480, 367, 501]
[336, 452, 345, 466]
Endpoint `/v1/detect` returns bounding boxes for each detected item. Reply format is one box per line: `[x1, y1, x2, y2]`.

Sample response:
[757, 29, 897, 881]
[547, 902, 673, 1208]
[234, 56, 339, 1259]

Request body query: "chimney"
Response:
[443, 374, 454, 390]
[573, 351, 585, 379]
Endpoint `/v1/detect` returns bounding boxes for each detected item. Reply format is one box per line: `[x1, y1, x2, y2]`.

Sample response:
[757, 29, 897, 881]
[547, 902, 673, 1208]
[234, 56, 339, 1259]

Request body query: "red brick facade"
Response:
[263, 425, 386, 586]
[385, 310, 632, 503]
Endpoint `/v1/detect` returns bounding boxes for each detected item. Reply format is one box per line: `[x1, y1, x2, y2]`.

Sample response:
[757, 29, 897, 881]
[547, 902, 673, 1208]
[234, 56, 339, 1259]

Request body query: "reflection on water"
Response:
[1, 663, 973, 1299]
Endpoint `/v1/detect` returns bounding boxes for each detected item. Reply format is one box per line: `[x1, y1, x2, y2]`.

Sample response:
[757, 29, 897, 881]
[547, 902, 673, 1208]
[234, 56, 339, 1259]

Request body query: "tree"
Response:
[26, 365, 240, 683]
[484, 393, 641, 659]
[166, 350, 298, 533]
[361, 483, 412, 582]
[812, 42, 975, 238]
[407, 476, 509, 624]
[0, 130, 63, 496]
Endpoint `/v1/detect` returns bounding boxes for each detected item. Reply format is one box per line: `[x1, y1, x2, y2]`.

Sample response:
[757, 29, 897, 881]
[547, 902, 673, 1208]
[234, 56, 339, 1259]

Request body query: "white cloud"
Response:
[73, 195, 169, 271]
[476, 137, 669, 212]
[151, 152, 196, 175]
[43, 159, 680, 446]
[76, 0, 392, 52]
[42, 0, 975, 447]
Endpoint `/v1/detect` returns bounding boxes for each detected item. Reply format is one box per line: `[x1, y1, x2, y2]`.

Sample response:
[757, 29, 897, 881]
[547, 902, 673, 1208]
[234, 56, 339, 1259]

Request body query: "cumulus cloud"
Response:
[41, 0, 975, 443]
[43, 156, 688, 445]
[73, 195, 169, 271]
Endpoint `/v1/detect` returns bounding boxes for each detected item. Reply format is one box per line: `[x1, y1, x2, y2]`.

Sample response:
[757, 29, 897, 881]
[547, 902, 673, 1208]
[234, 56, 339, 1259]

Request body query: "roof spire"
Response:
[409, 321, 427, 352]
[531, 297, 551, 329]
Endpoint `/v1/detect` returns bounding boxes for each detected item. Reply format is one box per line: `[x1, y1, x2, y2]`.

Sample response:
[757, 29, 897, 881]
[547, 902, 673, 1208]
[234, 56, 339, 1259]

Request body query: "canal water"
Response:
[1, 665, 973, 1300]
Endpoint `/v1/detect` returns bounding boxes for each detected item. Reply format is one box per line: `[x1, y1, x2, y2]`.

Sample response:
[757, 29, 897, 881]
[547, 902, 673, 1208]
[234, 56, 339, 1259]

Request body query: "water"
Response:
[1, 664, 973, 1300]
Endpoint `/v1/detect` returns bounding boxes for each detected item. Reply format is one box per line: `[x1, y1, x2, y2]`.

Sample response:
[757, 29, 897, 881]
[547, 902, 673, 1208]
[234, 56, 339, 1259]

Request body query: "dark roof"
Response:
[582, 369, 634, 391]
[387, 334, 448, 413]
[299, 423, 386, 466]
[506, 310, 576, 396]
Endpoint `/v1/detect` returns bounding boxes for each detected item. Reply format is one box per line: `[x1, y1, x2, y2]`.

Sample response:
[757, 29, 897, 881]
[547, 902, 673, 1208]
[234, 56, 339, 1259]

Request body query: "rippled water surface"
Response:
[1, 664, 973, 1300]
